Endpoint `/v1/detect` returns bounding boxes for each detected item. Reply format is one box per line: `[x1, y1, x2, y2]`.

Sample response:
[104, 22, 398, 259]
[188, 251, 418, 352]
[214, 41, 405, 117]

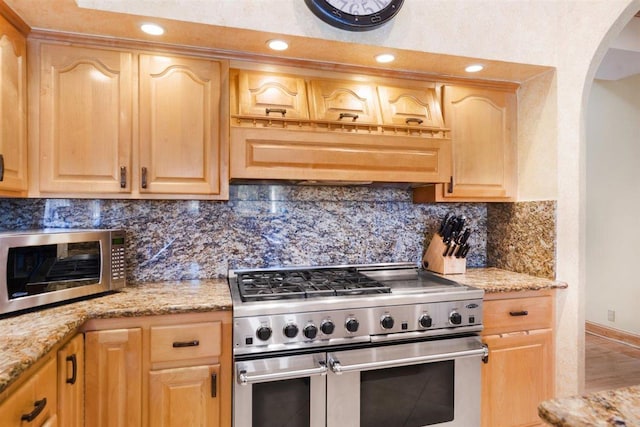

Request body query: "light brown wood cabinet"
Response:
[377, 84, 444, 129]
[414, 85, 517, 202]
[31, 40, 228, 199]
[236, 70, 309, 120]
[0, 13, 28, 196]
[0, 356, 58, 427]
[57, 334, 84, 427]
[85, 328, 143, 427]
[230, 68, 451, 184]
[83, 312, 232, 427]
[481, 291, 555, 427]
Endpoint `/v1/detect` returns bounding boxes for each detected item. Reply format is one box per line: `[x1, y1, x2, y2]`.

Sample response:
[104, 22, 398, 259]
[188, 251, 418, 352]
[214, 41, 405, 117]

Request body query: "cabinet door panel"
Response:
[38, 43, 132, 193]
[377, 85, 444, 128]
[237, 70, 309, 119]
[443, 85, 516, 199]
[481, 329, 553, 427]
[309, 79, 380, 124]
[139, 54, 222, 195]
[85, 328, 142, 427]
[58, 334, 84, 427]
[0, 15, 27, 194]
[149, 364, 220, 427]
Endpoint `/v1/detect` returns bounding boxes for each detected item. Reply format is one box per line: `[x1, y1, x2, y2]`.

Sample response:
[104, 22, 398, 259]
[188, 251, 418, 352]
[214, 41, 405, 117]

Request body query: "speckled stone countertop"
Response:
[444, 267, 568, 293]
[0, 279, 230, 395]
[538, 385, 640, 426]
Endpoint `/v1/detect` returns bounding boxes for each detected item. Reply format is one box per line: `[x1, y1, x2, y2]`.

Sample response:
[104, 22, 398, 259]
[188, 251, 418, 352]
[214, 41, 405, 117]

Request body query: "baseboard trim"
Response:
[586, 321, 640, 348]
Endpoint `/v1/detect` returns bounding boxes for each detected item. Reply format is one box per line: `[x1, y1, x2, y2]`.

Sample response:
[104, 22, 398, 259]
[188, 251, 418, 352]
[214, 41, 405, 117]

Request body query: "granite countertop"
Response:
[0, 267, 566, 397]
[445, 267, 568, 293]
[0, 279, 231, 395]
[538, 385, 640, 426]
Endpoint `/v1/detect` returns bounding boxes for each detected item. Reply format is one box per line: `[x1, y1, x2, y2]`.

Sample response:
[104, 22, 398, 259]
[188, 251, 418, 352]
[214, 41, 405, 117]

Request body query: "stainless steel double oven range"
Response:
[228, 263, 487, 427]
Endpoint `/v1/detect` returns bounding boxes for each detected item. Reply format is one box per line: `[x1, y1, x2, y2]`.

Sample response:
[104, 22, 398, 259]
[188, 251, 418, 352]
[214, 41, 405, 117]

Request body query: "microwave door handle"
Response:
[328, 346, 487, 374]
[238, 362, 327, 385]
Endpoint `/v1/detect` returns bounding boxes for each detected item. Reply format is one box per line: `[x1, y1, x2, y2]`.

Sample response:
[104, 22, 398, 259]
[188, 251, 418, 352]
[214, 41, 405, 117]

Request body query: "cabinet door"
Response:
[0, 357, 57, 427]
[139, 54, 224, 196]
[149, 364, 220, 427]
[481, 329, 553, 427]
[0, 14, 27, 195]
[237, 70, 309, 120]
[38, 43, 133, 194]
[57, 334, 84, 427]
[443, 85, 516, 199]
[377, 85, 444, 129]
[85, 328, 142, 427]
[308, 79, 380, 124]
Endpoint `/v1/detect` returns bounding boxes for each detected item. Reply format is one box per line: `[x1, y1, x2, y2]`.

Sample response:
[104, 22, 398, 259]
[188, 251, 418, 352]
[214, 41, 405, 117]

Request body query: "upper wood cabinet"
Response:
[413, 85, 517, 202]
[0, 13, 28, 196]
[230, 68, 451, 184]
[308, 79, 380, 124]
[377, 85, 444, 129]
[31, 40, 229, 199]
[236, 70, 309, 120]
[36, 43, 133, 195]
[138, 54, 225, 196]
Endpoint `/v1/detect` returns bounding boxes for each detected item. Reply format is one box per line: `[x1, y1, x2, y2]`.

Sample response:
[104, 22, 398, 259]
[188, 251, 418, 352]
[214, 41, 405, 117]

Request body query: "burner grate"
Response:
[236, 267, 390, 302]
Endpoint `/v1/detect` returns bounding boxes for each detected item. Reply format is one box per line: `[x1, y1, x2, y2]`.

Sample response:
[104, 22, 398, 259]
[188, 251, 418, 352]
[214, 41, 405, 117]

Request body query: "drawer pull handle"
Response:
[66, 354, 77, 384]
[21, 398, 47, 422]
[172, 340, 200, 348]
[339, 113, 359, 121]
[265, 108, 287, 117]
[509, 310, 529, 317]
[405, 117, 424, 125]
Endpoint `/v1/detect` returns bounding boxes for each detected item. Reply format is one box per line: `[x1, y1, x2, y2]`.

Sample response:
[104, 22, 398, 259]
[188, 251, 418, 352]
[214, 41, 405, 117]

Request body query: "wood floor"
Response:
[585, 332, 640, 393]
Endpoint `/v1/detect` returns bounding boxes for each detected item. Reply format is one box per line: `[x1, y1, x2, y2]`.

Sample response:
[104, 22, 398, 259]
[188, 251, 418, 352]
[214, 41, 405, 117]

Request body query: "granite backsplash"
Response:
[0, 185, 488, 282]
[0, 186, 556, 282]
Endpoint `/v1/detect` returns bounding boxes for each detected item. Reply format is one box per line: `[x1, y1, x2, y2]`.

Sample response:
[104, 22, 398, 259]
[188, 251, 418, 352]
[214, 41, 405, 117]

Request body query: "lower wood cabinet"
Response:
[0, 356, 58, 427]
[481, 291, 555, 427]
[83, 311, 231, 427]
[58, 334, 84, 427]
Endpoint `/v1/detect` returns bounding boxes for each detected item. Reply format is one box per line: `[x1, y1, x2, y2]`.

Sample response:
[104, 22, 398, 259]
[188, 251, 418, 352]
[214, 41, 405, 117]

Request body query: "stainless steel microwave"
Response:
[0, 229, 126, 316]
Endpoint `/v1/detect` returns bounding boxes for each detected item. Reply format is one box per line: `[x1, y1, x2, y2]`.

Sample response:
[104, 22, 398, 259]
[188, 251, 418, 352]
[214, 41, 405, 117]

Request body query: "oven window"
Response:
[252, 378, 310, 427]
[360, 360, 454, 427]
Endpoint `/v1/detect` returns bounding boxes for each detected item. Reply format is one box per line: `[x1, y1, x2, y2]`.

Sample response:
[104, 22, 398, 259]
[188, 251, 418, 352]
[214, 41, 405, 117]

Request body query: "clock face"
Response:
[305, 0, 404, 31]
[326, 0, 392, 15]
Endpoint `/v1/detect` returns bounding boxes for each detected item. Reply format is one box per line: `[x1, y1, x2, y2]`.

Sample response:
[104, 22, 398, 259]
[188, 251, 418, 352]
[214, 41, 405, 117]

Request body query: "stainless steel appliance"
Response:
[228, 262, 487, 427]
[0, 229, 126, 316]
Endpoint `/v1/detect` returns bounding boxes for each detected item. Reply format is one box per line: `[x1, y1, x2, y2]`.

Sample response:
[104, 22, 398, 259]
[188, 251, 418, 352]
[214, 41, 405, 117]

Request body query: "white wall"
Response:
[586, 74, 640, 335]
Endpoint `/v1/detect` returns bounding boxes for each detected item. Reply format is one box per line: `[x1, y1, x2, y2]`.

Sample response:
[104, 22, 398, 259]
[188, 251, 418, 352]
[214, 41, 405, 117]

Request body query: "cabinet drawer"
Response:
[483, 296, 552, 335]
[150, 322, 222, 363]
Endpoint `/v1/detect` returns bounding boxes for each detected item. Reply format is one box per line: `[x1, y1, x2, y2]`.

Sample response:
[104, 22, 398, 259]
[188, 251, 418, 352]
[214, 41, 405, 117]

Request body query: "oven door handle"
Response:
[329, 346, 487, 375]
[238, 361, 327, 385]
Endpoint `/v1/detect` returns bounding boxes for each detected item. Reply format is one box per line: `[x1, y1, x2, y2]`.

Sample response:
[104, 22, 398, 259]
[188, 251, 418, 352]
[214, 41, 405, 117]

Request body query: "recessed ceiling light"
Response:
[140, 23, 165, 36]
[375, 53, 395, 64]
[465, 64, 484, 73]
[267, 39, 289, 51]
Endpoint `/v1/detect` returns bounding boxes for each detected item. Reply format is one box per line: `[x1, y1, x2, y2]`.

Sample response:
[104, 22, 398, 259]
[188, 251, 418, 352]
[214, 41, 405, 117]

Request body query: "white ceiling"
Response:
[596, 15, 640, 80]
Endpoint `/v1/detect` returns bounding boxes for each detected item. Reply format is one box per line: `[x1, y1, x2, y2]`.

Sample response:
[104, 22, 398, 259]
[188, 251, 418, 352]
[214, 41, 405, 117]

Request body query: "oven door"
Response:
[234, 353, 328, 427]
[326, 335, 486, 427]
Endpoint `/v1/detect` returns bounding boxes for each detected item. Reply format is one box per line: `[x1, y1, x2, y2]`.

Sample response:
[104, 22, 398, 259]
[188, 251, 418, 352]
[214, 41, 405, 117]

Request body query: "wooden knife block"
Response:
[423, 234, 467, 275]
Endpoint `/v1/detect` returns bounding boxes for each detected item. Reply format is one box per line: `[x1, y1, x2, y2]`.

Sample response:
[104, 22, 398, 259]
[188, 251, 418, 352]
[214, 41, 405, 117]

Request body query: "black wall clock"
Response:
[305, 0, 404, 32]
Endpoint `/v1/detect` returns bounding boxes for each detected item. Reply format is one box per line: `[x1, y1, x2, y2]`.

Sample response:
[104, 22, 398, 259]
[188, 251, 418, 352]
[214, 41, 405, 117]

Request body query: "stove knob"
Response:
[320, 320, 335, 335]
[303, 324, 318, 339]
[283, 323, 299, 338]
[345, 318, 359, 333]
[256, 326, 272, 341]
[419, 314, 433, 328]
[380, 315, 395, 330]
[449, 311, 462, 325]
